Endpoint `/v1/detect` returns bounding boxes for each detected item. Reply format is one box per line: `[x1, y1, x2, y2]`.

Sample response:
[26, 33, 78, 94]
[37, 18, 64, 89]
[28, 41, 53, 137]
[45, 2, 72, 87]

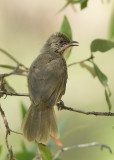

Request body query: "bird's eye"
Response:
[58, 40, 63, 44]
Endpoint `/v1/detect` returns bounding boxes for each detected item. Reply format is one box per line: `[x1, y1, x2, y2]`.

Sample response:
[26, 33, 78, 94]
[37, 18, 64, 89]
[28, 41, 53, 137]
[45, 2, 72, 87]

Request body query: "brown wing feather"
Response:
[28, 54, 67, 107]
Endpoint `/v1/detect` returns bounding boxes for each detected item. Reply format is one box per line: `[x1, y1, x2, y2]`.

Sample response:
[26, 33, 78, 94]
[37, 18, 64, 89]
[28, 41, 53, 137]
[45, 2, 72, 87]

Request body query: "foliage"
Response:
[91, 39, 114, 52]
[58, 0, 89, 13]
[0, 1, 114, 160]
[109, 7, 114, 39]
[0, 145, 2, 158]
[60, 16, 72, 59]
[20, 102, 27, 120]
[91, 62, 112, 110]
[38, 144, 53, 160]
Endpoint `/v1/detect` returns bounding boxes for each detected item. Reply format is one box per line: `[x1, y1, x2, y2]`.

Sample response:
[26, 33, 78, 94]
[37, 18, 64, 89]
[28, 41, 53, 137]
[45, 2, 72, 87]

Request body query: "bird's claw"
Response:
[57, 100, 64, 110]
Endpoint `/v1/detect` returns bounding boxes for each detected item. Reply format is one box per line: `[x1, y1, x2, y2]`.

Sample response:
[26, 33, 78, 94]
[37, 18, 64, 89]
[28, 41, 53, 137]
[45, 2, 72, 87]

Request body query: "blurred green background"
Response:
[0, 0, 114, 160]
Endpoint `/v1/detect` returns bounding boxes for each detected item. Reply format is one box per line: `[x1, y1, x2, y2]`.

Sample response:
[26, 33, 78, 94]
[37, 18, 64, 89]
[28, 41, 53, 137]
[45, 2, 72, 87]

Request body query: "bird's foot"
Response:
[57, 100, 64, 110]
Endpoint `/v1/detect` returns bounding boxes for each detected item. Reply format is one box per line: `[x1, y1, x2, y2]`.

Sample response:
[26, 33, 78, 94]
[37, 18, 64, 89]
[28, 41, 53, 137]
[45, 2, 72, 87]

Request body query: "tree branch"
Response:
[0, 48, 20, 64]
[0, 48, 29, 72]
[0, 64, 28, 78]
[57, 101, 114, 116]
[1, 90, 114, 117]
[67, 54, 94, 67]
[0, 91, 29, 97]
[52, 142, 112, 160]
[10, 129, 23, 135]
[0, 105, 17, 160]
[0, 64, 19, 70]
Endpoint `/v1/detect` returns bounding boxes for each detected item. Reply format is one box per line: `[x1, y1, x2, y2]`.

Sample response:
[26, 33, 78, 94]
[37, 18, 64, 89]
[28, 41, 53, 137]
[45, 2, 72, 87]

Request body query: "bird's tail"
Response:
[22, 103, 59, 144]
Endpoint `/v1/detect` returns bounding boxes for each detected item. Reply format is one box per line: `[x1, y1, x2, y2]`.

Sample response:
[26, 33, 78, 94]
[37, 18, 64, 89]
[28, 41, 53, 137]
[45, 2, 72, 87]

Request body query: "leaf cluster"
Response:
[0, 1, 114, 160]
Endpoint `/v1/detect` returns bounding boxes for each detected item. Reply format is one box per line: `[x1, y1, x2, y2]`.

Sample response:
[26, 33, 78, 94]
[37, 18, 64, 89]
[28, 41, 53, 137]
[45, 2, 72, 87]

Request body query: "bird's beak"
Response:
[59, 40, 79, 54]
[69, 41, 79, 46]
[63, 40, 79, 50]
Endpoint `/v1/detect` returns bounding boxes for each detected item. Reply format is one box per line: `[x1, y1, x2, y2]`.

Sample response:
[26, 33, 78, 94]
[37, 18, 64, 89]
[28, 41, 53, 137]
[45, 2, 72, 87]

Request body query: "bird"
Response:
[22, 32, 78, 144]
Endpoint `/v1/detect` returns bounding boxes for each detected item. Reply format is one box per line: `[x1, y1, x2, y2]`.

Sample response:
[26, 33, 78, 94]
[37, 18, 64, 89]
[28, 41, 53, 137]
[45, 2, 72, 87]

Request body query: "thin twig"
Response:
[0, 105, 16, 160]
[52, 142, 112, 160]
[68, 54, 94, 67]
[0, 72, 27, 77]
[10, 129, 23, 135]
[0, 91, 29, 97]
[57, 104, 114, 116]
[19, 63, 29, 71]
[1, 90, 114, 117]
[0, 64, 28, 98]
[0, 48, 20, 64]
[0, 64, 19, 70]
[0, 64, 27, 78]
[0, 77, 7, 98]
[0, 48, 29, 71]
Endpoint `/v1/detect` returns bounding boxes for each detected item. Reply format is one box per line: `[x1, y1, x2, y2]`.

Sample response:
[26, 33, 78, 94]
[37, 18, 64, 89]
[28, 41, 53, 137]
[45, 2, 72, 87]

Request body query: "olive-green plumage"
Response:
[22, 32, 78, 144]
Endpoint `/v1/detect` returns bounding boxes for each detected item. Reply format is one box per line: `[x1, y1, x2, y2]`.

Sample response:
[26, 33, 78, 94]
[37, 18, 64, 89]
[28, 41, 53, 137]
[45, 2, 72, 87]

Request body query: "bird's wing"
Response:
[28, 57, 67, 106]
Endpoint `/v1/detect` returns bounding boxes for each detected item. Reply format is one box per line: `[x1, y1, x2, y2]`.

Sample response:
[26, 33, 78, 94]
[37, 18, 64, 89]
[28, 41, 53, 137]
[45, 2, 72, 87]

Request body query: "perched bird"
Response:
[22, 32, 78, 144]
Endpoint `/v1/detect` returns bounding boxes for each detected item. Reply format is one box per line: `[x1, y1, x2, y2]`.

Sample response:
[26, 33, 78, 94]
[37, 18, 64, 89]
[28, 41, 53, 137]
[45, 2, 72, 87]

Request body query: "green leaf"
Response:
[0, 48, 20, 64]
[80, 62, 96, 78]
[109, 8, 114, 39]
[92, 62, 108, 86]
[105, 89, 112, 111]
[58, 1, 79, 13]
[92, 62, 112, 111]
[91, 39, 114, 52]
[58, 0, 89, 13]
[14, 151, 35, 160]
[0, 64, 24, 72]
[81, 0, 88, 9]
[0, 145, 2, 158]
[21, 102, 27, 120]
[60, 16, 72, 40]
[38, 143, 53, 160]
[60, 16, 72, 59]
[4, 79, 15, 92]
[0, 64, 16, 70]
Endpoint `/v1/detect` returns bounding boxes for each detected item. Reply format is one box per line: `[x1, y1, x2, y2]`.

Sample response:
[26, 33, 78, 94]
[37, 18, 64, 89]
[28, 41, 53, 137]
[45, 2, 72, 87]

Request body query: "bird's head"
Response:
[42, 32, 79, 55]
